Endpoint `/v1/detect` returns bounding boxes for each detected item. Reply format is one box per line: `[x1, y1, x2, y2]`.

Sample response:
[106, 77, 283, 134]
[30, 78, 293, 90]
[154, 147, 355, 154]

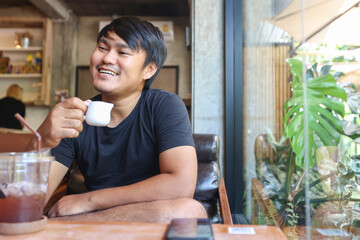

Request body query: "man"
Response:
[31, 17, 207, 222]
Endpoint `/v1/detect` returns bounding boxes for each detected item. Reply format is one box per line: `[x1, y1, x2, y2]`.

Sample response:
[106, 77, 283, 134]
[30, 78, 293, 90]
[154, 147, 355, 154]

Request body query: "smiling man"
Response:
[32, 17, 207, 222]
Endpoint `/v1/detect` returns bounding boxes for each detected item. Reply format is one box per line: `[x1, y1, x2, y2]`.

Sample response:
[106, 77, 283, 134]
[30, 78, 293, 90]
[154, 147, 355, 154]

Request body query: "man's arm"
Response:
[45, 161, 70, 204]
[48, 145, 197, 217]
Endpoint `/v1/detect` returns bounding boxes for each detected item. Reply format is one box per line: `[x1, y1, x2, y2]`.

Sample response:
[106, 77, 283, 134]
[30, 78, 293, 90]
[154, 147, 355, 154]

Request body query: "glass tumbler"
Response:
[0, 149, 53, 223]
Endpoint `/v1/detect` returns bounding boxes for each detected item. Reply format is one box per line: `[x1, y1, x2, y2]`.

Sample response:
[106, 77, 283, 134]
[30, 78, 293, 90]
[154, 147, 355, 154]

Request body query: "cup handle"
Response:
[83, 101, 90, 120]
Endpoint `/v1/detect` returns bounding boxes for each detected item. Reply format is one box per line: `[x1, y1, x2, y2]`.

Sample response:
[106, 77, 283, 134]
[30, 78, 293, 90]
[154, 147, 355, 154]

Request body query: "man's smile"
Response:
[99, 69, 118, 76]
[97, 66, 119, 76]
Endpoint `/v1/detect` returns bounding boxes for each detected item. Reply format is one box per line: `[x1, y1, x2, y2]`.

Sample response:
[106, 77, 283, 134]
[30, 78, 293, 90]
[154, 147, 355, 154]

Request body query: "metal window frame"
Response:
[225, 0, 244, 218]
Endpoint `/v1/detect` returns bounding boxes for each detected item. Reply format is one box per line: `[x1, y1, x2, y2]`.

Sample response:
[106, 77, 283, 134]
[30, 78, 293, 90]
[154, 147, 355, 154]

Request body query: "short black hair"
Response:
[97, 16, 167, 89]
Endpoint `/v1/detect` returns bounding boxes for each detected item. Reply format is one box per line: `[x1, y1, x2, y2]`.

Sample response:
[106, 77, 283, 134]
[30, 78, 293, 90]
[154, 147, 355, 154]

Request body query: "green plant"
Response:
[257, 58, 360, 231]
[283, 58, 347, 169]
[285, 202, 299, 226]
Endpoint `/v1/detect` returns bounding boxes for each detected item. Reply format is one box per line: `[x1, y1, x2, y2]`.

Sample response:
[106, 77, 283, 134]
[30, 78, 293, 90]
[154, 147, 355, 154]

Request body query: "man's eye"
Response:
[119, 51, 128, 55]
[98, 46, 107, 50]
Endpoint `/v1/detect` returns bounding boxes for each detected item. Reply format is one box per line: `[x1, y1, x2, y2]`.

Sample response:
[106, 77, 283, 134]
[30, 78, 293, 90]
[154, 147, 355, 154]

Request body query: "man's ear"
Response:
[143, 62, 158, 80]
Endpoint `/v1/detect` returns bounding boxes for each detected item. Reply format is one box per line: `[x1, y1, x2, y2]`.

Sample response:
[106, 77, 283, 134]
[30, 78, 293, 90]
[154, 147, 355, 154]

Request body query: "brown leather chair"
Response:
[0, 131, 232, 224]
[192, 134, 231, 224]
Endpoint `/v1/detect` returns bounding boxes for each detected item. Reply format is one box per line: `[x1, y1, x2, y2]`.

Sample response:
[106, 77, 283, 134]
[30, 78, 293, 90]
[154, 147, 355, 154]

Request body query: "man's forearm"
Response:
[89, 172, 196, 211]
[45, 161, 69, 204]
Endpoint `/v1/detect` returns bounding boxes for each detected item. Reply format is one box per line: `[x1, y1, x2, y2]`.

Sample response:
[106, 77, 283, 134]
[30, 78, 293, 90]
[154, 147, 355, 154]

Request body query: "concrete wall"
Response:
[51, 13, 78, 104]
[192, 0, 225, 175]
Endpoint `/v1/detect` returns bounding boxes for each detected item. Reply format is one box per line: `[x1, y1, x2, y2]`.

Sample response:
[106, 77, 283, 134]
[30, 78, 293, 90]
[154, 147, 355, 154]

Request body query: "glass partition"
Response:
[243, 0, 360, 238]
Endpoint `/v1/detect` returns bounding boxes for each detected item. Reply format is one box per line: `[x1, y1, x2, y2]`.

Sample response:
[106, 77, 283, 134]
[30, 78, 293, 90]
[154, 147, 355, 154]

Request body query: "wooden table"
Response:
[1, 221, 287, 239]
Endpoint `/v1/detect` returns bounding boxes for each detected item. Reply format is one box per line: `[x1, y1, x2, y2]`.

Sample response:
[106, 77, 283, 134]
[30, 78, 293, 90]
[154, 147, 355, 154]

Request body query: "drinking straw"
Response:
[14, 113, 41, 152]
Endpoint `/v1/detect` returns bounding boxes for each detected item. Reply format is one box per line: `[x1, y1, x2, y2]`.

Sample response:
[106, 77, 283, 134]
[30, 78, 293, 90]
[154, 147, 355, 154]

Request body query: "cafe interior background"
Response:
[1, 0, 360, 237]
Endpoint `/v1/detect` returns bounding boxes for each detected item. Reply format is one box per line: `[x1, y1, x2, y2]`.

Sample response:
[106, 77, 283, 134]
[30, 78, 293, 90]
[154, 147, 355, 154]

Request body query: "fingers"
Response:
[55, 108, 84, 124]
[37, 97, 89, 148]
[48, 204, 57, 218]
[58, 97, 89, 114]
[84, 99, 92, 106]
[48, 197, 75, 218]
[48, 202, 71, 218]
[47, 194, 93, 218]
[47, 124, 82, 140]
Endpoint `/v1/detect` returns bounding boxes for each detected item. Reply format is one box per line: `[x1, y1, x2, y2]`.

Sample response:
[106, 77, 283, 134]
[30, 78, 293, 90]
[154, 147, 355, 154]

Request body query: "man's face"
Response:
[90, 31, 155, 97]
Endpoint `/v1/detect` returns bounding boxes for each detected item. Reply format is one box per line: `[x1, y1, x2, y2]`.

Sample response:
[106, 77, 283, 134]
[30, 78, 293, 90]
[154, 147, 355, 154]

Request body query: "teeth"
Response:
[99, 69, 117, 76]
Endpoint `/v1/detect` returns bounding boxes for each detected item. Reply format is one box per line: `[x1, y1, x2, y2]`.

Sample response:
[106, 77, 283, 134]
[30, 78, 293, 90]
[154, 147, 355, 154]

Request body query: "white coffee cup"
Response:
[84, 101, 114, 126]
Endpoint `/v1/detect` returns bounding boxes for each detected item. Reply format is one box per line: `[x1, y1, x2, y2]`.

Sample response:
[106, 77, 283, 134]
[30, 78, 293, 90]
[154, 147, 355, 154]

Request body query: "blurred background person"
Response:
[0, 84, 26, 130]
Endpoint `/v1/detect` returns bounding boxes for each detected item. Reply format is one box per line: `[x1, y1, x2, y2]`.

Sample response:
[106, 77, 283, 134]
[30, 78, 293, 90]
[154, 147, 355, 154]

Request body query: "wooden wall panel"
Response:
[243, 44, 291, 142]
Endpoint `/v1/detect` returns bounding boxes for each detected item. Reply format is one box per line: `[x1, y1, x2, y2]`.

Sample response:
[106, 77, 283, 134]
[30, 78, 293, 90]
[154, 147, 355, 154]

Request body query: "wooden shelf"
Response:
[0, 47, 43, 51]
[0, 17, 53, 105]
[0, 17, 44, 28]
[0, 73, 42, 78]
[24, 100, 50, 107]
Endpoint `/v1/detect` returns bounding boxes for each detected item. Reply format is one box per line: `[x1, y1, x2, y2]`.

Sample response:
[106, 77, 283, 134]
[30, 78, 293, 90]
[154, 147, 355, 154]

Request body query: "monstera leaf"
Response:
[283, 58, 347, 168]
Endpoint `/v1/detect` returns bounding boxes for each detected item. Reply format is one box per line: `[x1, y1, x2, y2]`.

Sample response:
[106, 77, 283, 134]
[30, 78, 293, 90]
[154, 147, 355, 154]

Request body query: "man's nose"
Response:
[103, 50, 117, 64]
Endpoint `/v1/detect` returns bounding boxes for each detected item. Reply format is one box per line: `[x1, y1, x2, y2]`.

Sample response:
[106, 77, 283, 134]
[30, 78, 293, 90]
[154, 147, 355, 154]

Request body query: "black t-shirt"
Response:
[0, 97, 26, 130]
[51, 88, 194, 191]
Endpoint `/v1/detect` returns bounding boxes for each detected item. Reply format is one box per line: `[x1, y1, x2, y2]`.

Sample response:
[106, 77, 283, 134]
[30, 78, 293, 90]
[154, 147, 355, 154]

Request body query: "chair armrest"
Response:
[0, 132, 33, 153]
[218, 178, 233, 225]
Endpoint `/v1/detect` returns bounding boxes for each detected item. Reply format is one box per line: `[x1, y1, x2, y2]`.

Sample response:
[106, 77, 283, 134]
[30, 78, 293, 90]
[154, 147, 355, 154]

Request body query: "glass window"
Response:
[241, 0, 360, 238]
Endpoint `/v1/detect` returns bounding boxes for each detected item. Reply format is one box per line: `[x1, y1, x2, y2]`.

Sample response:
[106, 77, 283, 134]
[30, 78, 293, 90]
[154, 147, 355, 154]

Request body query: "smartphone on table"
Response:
[165, 218, 214, 240]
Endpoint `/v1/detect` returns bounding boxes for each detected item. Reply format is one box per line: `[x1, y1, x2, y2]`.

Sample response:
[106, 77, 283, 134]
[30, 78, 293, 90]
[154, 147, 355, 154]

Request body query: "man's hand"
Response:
[34, 98, 90, 149]
[48, 192, 98, 217]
